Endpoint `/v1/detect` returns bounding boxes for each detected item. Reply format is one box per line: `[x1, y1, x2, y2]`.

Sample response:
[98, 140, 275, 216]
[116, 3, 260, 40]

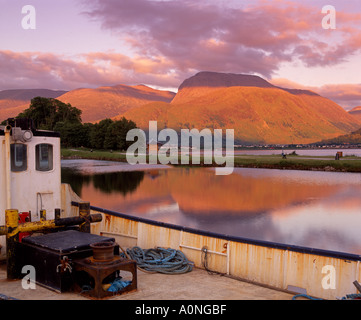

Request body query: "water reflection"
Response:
[61, 160, 361, 254]
[62, 166, 145, 197]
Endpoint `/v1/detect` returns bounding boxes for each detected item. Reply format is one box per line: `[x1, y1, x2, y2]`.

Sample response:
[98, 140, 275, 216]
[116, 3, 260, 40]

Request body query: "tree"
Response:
[89, 118, 113, 149]
[14, 97, 137, 150]
[104, 118, 137, 151]
[90, 118, 137, 150]
[18, 97, 82, 130]
[53, 121, 91, 148]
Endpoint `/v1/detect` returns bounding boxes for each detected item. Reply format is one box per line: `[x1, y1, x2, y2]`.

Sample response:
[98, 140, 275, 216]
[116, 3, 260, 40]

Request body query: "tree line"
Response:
[317, 127, 361, 146]
[13, 96, 137, 150]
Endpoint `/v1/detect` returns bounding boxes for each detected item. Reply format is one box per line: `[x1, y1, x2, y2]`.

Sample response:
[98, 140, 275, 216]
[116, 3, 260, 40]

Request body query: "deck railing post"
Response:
[79, 202, 91, 233]
[6, 209, 19, 280]
[40, 209, 46, 221]
[54, 208, 61, 220]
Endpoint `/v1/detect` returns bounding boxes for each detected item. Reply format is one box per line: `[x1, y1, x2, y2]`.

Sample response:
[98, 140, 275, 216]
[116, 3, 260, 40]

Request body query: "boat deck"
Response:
[0, 262, 295, 300]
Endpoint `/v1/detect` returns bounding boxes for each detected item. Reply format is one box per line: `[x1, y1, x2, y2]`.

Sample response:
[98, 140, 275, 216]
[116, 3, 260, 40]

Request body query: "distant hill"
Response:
[317, 127, 361, 145]
[56, 84, 176, 123]
[0, 85, 175, 123]
[115, 72, 361, 145]
[0, 89, 67, 121]
[348, 106, 361, 122]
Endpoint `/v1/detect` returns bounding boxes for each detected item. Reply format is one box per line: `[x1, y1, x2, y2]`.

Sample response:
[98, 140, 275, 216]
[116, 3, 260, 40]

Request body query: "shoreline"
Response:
[61, 149, 361, 173]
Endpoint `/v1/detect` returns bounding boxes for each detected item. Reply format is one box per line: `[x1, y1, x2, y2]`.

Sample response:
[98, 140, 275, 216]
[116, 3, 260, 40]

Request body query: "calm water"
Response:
[61, 159, 361, 255]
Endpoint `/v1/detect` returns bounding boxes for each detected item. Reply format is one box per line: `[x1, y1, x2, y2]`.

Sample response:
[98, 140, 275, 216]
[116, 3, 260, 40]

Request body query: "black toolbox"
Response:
[17, 230, 118, 292]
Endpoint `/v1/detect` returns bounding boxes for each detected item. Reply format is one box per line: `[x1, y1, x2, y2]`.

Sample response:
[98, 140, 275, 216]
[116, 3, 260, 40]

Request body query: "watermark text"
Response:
[126, 121, 234, 175]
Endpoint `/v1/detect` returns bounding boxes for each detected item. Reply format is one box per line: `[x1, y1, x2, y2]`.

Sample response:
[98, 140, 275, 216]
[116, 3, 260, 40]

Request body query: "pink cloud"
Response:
[0, 50, 105, 90]
[270, 78, 361, 110]
[1, 0, 360, 97]
[82, 0, 361, 78]
[0, 50, 181, 90]
[318, 84, 361, 110]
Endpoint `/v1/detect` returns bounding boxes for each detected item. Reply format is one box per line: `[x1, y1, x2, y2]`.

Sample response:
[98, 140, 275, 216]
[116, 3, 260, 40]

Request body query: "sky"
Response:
[0, 0, 360, 110]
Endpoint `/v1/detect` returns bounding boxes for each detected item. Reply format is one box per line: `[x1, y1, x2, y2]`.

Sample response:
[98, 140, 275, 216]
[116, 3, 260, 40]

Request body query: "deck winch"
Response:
[0, 202, 102, 279]
[0, 203, 138, 297]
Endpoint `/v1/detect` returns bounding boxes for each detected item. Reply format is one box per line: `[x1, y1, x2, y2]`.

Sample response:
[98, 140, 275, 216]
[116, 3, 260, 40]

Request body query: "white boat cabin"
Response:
[0, 118, 61, 259]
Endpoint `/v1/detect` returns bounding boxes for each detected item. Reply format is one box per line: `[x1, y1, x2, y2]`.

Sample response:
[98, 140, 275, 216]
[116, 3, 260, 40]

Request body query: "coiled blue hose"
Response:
[126, 246, 193, 274]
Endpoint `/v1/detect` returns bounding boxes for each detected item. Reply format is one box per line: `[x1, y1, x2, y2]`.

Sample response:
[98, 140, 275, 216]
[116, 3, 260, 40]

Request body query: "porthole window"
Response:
[10, 144, 27, 172]
[36, 144, 53, 171]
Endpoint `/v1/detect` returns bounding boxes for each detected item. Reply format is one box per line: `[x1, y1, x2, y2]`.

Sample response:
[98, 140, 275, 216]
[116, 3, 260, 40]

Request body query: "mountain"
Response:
[348, 106, 361, 122]
[56, 84, 176, 123]
[317, 127, 361, 145]
[0, 85, 175, 123]
[1, 73, 360, 145]
[171, 71, 318, 104]
[116, 72, 361, 145]
[0, 89, 67, 121]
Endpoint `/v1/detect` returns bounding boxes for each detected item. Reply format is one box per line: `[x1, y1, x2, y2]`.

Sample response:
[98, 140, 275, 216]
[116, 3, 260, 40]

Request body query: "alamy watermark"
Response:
[21, 5, 36, 30]
[126, 121, 235, 175]
[321, 265, 336, 290]
[20, 4, 336, 31]
[21, 265, 36, 290]
[322, 5, 336, 30]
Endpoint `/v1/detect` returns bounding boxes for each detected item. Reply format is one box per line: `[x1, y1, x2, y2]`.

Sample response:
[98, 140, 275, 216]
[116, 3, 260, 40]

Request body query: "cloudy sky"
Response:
[0, 0, 360, 109]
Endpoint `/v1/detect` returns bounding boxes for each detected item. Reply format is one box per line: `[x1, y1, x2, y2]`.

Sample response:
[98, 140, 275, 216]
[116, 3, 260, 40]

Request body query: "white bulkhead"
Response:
[0, 118, 61, 259]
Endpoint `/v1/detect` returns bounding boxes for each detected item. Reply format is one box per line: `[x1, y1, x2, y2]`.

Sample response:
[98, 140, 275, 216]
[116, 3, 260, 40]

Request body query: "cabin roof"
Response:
[0, 119, 60, 138]
[0, 128, 60, 138]
[32, 130, 60, 138]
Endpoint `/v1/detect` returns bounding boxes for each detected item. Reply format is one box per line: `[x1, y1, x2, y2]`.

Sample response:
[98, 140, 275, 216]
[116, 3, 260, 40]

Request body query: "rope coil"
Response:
[126, 246, 193, 274]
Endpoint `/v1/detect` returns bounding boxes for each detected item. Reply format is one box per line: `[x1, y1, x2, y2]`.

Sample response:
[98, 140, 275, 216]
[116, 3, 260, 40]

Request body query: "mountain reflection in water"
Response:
[61, 160, 361, 255]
